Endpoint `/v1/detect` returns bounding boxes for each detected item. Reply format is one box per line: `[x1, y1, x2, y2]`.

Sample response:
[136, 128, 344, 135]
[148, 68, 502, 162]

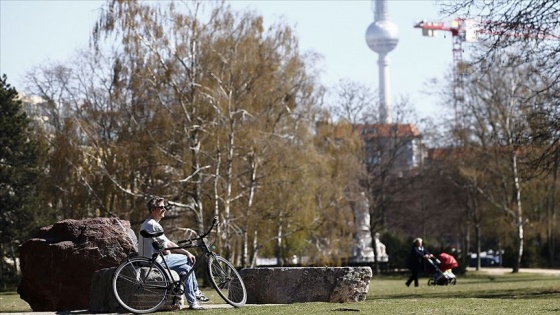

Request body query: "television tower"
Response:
[365, 0, 399, 124]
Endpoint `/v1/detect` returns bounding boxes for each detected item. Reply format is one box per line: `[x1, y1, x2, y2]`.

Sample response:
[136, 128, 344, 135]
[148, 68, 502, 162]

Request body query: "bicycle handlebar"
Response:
[177, 216, 218, 245]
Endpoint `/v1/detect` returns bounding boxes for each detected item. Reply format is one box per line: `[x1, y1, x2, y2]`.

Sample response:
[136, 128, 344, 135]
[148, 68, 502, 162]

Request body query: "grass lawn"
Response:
[2, 271, 559, 314]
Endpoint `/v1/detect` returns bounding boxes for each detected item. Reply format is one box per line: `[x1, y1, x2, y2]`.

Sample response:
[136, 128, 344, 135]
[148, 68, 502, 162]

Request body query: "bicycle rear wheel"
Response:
[112, 256, 170, 314]
[207, 255, 247, 307]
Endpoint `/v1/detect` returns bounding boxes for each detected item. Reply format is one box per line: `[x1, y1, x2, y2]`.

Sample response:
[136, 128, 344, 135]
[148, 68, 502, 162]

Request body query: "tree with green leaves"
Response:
[0, 74, 43, 288]
[14, 0, 357, 267]
[19, 0, 371, 268]
[88, 0, 325, 264]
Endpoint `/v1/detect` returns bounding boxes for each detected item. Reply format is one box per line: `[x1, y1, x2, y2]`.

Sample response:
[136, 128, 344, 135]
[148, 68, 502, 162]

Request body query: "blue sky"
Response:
[1, 0, 455, 119]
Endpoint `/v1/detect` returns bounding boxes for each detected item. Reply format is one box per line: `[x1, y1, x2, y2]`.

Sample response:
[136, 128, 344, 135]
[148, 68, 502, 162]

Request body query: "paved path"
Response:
[3, 303, 242, 315]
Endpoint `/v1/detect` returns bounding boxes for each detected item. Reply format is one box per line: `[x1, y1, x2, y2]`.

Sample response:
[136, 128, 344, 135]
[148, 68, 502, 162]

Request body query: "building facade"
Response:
[355, 123, 425, 173]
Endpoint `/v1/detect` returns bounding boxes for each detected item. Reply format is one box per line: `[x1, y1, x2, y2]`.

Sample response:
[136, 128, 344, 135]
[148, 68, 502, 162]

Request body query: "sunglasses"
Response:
[153, 204, 171, 211]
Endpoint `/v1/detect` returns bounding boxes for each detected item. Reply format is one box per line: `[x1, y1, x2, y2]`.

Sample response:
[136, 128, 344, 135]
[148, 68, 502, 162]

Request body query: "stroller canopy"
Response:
[439, 252, 458, 270]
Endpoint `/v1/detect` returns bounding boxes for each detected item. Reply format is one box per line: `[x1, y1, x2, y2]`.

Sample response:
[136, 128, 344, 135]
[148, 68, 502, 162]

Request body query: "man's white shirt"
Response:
[139, 218, 170, 261]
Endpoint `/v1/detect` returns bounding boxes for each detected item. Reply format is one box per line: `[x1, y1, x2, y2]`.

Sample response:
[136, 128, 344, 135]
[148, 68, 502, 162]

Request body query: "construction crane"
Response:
[414, 18, 560, 130]
[413, 18, 478, 129]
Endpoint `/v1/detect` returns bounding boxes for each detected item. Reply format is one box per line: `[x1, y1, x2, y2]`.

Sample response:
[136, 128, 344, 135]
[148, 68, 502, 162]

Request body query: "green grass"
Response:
[2, 272, 560, 314]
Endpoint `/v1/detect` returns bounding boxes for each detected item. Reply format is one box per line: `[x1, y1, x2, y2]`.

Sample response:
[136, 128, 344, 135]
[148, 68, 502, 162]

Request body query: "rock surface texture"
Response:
[89, 267, 183, 312]
[17, 218, 137, 311]
[239, 267, 372, 304]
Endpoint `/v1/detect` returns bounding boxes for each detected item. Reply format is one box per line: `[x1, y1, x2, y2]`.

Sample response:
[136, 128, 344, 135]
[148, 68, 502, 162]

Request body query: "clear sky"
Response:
[0, 0, 455, 119]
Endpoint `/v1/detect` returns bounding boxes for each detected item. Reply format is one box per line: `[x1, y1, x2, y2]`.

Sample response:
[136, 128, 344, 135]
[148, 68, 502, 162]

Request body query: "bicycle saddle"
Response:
[140, 229, 164, 238]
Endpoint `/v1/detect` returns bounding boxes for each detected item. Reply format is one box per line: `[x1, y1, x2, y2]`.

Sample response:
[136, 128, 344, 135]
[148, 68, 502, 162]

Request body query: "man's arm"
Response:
[167, 239, 196, 264]
[422, 248, 433, 259]
[413, 247, 433, 259]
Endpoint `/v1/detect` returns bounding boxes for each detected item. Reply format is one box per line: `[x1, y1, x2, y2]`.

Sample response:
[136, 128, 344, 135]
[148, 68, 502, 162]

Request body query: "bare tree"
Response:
[453, 51, 553, 272]
[441, 0, 560, 81]
[441, 0, 560, 173]
[328, 79, 378, 125]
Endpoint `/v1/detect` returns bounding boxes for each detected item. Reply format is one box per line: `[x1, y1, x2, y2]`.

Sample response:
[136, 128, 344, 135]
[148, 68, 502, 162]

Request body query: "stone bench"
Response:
[238, 267, 372, 304]
[88, 267, 184, 312]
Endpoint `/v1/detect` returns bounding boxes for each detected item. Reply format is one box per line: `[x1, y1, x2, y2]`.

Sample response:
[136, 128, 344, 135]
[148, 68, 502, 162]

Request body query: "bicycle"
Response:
[112, 216, 247, 313]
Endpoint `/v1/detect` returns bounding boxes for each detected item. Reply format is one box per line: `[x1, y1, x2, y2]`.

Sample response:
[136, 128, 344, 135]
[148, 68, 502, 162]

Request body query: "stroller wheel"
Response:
[428, 279, 435, 286]
[451, 278, 457, 285]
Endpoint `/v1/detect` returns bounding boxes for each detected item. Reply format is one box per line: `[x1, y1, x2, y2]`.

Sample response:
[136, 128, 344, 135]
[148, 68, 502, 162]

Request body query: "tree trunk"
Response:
[549, 156, 558, 266]
[250, 230, 258, 268]
[475, 222, 481, 270]
[276, 223, 283, 266]
[0, 243, 4, 290]
[214, 142, 221, 221]
[512, 150, 524, 273]
[372, 235, 380, 275]
[241, 154, 257, 268]
[462, 222, 470, 271]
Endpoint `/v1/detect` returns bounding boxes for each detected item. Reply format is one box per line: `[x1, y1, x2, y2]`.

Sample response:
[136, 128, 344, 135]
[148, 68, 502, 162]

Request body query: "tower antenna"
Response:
[365, 0, 399, 124]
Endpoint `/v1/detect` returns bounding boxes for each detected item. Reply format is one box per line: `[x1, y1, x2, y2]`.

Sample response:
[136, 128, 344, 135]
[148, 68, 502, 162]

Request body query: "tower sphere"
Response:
[365, 20, 399, 54]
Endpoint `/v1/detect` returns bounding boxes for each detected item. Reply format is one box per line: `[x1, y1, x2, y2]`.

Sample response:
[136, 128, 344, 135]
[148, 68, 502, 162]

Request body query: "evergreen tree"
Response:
[0, 74, 41, 287]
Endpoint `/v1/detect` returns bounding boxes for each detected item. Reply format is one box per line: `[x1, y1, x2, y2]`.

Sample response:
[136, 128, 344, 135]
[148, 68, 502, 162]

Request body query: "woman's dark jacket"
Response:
[407, 245, 430, 271]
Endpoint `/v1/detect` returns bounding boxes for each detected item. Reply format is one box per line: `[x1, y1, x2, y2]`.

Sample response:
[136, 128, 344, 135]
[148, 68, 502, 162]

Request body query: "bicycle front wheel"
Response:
[207, 255, 247, 307]
[112, 256, 170, 314]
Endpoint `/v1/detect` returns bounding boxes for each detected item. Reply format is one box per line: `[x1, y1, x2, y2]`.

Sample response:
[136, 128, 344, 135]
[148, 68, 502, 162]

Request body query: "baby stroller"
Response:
[427, 252, 458, 286]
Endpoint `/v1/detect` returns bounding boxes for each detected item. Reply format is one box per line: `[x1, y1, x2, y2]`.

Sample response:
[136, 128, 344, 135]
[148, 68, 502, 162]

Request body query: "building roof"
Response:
[354, 123, 421, 140]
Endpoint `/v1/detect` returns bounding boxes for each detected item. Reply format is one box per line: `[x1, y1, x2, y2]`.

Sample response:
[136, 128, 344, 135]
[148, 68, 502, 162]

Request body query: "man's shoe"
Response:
[189, 303, 205, 310]
[196, 290, 210, 302]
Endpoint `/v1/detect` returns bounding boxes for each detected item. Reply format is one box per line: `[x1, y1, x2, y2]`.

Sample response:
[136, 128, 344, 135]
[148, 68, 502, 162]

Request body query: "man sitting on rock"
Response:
[139, 197, 209, 310]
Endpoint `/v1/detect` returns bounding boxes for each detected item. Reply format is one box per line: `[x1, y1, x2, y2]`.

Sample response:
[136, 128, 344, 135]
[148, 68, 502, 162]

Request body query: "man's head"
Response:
[413, 238, 423, 247]
[147, 197, 167, 220]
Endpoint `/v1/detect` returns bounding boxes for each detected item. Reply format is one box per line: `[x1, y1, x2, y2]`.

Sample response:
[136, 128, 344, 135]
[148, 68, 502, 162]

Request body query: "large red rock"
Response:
[17, 218, 137, 311]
